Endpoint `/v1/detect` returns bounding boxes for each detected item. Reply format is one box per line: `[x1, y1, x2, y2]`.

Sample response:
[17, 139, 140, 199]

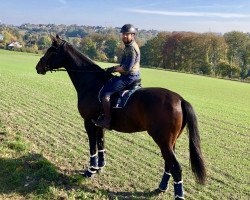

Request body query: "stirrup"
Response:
[91, 114, 103, 125]
[96, 119, 110, 129]
[92, 117, 111, 129]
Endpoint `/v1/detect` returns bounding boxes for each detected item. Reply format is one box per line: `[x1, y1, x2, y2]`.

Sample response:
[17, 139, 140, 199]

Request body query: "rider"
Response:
[93, 24, 141, 129]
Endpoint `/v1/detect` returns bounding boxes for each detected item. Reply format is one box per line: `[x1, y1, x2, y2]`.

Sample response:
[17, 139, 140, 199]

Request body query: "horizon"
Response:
[0, 22, 232, 35]
[1, 0, 250, 34]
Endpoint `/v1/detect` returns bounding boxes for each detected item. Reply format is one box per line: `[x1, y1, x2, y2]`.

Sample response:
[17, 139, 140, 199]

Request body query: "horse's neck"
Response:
[64, 46, 105, 97]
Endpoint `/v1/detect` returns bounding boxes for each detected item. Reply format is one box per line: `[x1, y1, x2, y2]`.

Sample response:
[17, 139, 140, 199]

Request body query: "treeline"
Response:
[0, 23, 249, 79]
[0, 23, 157, 62]
[141, 31, 250, 79]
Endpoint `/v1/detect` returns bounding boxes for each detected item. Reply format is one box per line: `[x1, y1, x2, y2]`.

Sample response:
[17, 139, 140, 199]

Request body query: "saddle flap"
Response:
[113, 86, 141, 108]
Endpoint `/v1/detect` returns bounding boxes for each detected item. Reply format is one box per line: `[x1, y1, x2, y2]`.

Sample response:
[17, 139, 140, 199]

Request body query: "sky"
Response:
[1, 0, 250, 33]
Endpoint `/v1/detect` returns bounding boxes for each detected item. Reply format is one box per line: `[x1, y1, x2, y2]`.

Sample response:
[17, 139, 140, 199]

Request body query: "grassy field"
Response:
[0, 49, 249, 200]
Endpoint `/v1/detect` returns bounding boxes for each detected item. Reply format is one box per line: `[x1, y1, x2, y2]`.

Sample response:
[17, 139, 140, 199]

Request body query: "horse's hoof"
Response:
[82, 170, 94, 178]
[97, 167, 104, 173]
[154, 188, 166, 193]
[82, 168, 97, 178]
[158, 186, 168, 192]
[98, 160, 106, 167]
[157, 185, 169, 193]
[98, 160, 106, 170]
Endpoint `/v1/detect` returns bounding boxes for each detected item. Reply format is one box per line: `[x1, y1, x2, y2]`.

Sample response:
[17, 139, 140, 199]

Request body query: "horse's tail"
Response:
[181, 100, 206, 185]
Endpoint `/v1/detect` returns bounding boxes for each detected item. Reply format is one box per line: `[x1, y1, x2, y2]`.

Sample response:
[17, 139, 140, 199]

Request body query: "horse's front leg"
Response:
[83, 119, 99, 177]
[96, 127, 106, 171]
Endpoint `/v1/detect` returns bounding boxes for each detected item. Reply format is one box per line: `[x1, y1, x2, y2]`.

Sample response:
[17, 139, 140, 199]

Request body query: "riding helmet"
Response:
[120, 24, 136, 34]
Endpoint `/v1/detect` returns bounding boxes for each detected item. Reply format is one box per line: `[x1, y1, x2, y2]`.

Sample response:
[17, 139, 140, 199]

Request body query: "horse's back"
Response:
[112, 87, 184, 133]
[134, 87, 183, 105]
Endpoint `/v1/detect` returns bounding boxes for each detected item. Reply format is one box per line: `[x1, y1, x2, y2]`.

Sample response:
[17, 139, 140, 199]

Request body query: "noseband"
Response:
[39, 56, 52, 72]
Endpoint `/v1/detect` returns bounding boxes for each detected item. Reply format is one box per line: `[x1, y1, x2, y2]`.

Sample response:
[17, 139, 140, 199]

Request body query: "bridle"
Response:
[40, 40, 105, 73]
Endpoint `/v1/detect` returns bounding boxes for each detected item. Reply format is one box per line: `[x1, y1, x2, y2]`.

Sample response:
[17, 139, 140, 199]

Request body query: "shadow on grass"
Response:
[107, 189, 165, 199]
[0, 153, 94, 197]
[71, 170, 165, 199]
[0, 153, 164, 199]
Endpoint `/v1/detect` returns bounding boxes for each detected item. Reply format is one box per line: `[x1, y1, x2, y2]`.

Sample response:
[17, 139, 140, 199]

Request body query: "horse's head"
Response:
[36, 35, 66, 75]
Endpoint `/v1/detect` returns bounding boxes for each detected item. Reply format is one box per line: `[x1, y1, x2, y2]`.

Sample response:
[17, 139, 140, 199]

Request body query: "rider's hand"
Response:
[106, 66, 116, 73]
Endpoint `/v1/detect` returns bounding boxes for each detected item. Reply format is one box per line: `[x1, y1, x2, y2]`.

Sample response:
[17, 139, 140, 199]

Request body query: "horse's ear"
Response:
[50, 34, 61, 46]
[50, 34, 56, 42]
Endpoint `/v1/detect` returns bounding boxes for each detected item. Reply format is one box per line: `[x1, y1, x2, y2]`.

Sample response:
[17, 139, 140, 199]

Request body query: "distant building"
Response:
[0, 34, 3, 41]
[8, 41, 22, 48]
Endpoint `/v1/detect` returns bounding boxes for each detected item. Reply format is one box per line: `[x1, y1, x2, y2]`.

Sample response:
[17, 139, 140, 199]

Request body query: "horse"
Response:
[36, 35, 206, 200]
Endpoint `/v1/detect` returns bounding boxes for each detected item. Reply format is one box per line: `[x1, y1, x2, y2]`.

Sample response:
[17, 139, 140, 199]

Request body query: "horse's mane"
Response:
[64, 41, 104, 72]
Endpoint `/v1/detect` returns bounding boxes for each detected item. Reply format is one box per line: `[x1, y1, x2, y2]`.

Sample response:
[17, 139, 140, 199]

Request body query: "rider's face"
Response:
[122, 33, 134, 44]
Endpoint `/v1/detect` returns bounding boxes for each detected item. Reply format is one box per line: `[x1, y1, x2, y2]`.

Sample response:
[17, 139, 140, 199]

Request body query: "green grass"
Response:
[0, 49, 249, 199]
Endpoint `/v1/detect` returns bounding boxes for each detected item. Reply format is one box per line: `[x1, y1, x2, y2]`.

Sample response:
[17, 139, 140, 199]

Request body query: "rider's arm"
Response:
[114, 65, 126, 73]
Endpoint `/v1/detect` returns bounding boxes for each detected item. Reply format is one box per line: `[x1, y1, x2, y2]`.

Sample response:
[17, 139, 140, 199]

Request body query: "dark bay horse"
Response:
[36, 35, 206, 199]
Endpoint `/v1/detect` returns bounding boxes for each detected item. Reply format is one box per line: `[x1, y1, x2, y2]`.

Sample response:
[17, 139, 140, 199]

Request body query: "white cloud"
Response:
[127, 9, 250, 18]
[57, 0, 67, 5]
[135, 3, 163, 8]
[183, 4, 246, 10]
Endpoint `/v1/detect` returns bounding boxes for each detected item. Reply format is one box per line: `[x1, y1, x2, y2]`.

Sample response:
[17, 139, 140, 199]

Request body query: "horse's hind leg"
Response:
[149, 129, 184, 199]
[172, 153, 184, 199]
[148, 128, 173, 192]
[158, 145, 173, 192]
[158, 143, 184, 199]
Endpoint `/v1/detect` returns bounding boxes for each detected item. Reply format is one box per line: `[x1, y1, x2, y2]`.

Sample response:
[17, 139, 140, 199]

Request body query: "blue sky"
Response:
[1, 0, 250, 33]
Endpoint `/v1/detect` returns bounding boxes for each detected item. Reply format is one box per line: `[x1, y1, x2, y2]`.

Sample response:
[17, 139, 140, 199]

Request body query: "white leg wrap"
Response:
[174, 180, 183, 184]
[90, 153, 98, 157]
[89, 165, 99, 170]
[87, 167, 98, 174]
[175, 195, 185, 199]
[164, 171, 171, 175]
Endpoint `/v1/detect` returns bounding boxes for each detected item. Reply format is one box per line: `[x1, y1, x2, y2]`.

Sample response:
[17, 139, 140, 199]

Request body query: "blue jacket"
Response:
[120, 40, 140, 78]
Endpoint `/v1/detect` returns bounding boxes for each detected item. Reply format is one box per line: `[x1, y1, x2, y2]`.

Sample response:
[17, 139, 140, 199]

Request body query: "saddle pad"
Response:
[113, 86, 141, 108]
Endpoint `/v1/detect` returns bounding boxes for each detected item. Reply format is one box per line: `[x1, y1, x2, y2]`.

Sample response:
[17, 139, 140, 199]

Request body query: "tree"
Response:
[162, 32, 228, 75]
[104, 38, 119, 62]
[224, 31, 250, 79]
[37, 35, 51, 50]
[80, 37, 98, 59]
[162, 32, 208, 72]
[89, 33, 105, 52]
[23, 33, 38, 47]
[141, 32, 171, 68]
[72, 37, 81, 48]
[216, 60, 240, 78]
[162, 32, 182, 70]
[202, 33, 227, 75]
[1, 29, 18, 48]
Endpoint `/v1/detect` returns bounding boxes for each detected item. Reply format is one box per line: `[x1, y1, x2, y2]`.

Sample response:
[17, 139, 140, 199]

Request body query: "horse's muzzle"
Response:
[36, 61, 46, 75]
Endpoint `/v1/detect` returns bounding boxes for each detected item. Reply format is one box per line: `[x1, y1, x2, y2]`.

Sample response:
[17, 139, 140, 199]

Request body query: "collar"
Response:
[124, 40, 135, 47]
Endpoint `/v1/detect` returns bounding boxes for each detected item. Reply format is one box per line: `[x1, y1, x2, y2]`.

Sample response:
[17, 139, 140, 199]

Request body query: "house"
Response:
[8, 41, 22, 49]
[0, 34, 3, 41]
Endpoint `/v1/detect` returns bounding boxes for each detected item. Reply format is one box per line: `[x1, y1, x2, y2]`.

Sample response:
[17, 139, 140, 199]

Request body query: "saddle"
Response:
[113, 79, 142, 108]
[99, 79, 142, 108]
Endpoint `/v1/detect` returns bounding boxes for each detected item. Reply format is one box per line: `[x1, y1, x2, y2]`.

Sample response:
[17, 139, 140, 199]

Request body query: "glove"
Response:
[106, 66, 116, 73]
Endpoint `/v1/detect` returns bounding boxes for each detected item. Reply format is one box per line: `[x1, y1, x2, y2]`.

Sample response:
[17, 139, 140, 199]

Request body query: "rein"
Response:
[50, 68, 106, 73]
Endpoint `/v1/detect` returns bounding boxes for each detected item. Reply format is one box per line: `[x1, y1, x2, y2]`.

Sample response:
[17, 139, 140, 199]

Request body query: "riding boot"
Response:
[93, 97, 111, 129]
